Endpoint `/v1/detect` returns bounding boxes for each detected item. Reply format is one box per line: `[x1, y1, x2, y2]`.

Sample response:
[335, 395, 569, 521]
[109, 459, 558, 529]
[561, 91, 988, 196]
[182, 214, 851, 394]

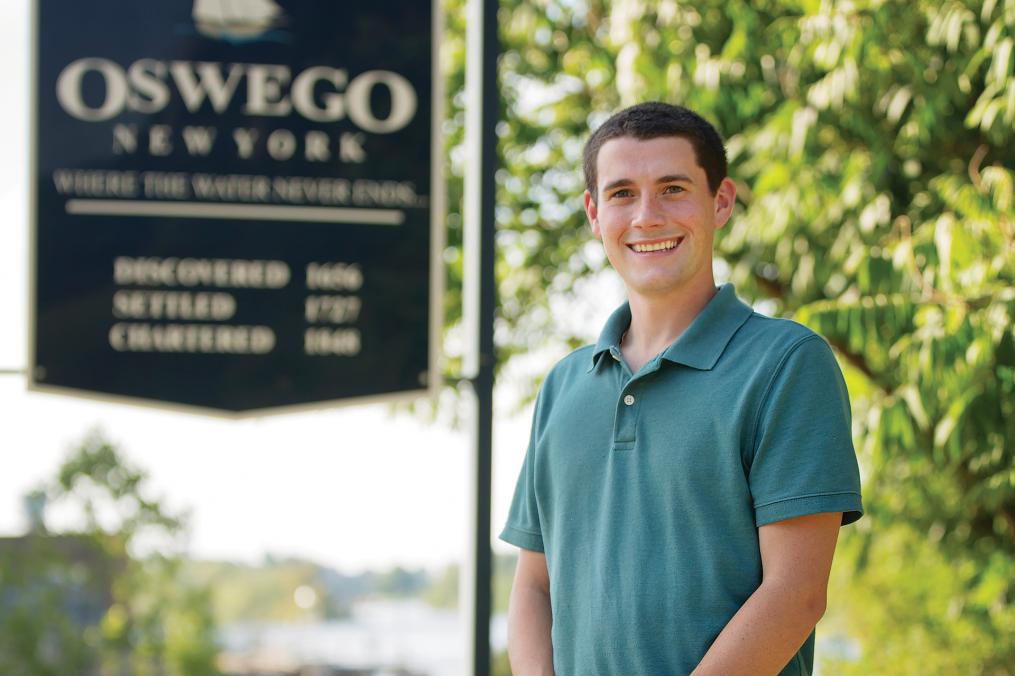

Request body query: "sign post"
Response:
[463, 0, 498, 674]
[31, 0, 442, 414]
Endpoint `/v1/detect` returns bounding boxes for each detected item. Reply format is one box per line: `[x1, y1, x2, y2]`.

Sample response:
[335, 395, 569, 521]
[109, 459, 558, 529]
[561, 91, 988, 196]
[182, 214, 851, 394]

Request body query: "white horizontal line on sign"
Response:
[65, 199, 405, 226]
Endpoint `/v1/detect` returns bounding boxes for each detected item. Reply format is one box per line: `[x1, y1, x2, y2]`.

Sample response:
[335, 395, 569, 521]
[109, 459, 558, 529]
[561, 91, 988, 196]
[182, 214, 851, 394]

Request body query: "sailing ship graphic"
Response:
[193, 0, 286, 42]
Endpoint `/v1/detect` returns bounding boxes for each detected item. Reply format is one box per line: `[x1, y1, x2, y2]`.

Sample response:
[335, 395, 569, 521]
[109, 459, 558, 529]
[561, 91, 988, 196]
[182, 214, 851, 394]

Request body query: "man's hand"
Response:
[507, 548, 555, 676]
[692, 512, 843, 675]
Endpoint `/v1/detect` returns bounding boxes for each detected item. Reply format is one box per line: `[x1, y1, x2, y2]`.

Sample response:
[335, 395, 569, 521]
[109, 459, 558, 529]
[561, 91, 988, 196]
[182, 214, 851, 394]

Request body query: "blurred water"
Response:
[219, 599, 507, 676]
[219, 599, 855, 675]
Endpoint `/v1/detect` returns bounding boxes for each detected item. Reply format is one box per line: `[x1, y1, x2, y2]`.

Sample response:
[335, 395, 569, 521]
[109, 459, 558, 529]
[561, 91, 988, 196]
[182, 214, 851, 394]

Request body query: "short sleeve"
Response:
[749, 335, 864, 528]
[499, 391, 547, 552]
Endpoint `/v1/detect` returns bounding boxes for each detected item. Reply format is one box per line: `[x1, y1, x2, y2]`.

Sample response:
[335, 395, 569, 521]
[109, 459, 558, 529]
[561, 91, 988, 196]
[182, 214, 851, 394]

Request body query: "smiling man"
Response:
[500, 102, 863, 675]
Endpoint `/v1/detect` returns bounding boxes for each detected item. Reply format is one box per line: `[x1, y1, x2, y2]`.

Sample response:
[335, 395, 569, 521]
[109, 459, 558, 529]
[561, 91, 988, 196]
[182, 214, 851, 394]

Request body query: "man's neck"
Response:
[620, 280, 718, 374]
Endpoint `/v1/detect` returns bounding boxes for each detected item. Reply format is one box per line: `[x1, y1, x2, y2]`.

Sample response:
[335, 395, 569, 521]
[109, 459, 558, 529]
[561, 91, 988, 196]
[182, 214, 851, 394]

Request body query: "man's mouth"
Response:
[628, 237, 683, 253]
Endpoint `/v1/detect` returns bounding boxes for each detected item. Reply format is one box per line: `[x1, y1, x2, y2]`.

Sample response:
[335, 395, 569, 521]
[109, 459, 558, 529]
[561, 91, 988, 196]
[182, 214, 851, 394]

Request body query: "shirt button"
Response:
[623, 394, 635, 406]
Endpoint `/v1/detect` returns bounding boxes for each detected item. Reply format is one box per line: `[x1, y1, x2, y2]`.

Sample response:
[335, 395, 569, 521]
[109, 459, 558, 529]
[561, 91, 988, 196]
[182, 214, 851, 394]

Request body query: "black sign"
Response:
[31, 0, 439, 413]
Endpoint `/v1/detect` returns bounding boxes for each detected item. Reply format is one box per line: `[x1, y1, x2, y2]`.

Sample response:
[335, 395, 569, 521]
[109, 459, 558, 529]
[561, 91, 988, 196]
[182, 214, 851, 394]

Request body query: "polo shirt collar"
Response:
[589, 283, 753, 372]
[589, 302, 632, 371]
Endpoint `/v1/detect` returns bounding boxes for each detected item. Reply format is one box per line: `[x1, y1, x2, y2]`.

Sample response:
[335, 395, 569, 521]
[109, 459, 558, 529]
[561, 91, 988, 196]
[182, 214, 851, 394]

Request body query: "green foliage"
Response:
[421, 562, 459, 609]
[493, 553, 519, 614]
[373, 565, 430, 597]
[185, 558, 475, 625]
[0, 536, 109, 676]
[185, 558, 345, 623]
[492, 648, 513, 676]
[0, 431, 220, 675]
[420, 553, 518, 614]
[438, 0, 1015, 670]
[826, 521, 1015, 675]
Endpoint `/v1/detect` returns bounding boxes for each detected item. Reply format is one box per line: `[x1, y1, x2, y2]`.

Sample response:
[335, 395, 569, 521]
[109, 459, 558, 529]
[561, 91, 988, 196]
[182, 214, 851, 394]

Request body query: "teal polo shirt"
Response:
[501, 283, 863, 675]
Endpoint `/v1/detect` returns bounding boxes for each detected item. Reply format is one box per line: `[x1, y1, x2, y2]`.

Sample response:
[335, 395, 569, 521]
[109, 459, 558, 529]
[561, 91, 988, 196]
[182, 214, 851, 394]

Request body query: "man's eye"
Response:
[611, 189, 633, 198]
[663, 185, 685, 194]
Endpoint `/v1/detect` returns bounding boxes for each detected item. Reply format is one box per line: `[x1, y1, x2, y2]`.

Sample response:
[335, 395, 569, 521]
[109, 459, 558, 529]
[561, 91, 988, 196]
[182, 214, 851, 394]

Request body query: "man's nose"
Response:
[631, 195, 664, 228]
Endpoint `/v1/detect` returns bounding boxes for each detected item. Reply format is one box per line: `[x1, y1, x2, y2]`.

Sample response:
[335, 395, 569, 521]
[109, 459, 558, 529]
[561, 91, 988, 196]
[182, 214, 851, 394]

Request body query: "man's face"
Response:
[584, 135, 735, 302]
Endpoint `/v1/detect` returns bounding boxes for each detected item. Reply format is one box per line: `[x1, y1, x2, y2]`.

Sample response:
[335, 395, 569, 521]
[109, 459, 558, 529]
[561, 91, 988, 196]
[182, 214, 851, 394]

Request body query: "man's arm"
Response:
[692, 512, 842, 676]
[507, 548, 554, 676]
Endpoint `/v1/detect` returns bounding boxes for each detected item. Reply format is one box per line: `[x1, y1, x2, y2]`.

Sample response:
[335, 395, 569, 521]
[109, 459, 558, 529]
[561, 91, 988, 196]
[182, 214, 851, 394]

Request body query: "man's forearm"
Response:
[507, 584, 554, 676]
[691, 578, 825, 675]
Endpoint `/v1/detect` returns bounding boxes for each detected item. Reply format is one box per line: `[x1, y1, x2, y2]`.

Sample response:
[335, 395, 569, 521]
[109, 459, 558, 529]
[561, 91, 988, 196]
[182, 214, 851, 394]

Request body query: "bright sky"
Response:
[0, 0, 628, 574]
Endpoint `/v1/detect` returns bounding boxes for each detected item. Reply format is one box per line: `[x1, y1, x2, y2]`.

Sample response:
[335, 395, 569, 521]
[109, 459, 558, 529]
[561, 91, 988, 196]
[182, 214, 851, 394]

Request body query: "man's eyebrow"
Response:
[657, 173, 694, 184]
[601, 174, 695, 193]
[601, 178, 634, 193]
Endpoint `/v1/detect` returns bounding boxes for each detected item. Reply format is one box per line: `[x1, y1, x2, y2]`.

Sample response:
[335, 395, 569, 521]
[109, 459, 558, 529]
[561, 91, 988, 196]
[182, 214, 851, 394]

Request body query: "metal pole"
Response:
[462, 0, 498, 674]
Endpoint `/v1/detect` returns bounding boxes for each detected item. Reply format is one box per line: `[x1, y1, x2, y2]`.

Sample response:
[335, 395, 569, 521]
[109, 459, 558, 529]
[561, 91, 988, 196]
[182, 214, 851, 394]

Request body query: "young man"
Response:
[500, 102, 863, 675]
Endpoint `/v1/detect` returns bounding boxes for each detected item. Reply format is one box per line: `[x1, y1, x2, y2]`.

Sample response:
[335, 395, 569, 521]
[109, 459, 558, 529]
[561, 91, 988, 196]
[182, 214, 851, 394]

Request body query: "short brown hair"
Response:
[583, 102, 728, 200]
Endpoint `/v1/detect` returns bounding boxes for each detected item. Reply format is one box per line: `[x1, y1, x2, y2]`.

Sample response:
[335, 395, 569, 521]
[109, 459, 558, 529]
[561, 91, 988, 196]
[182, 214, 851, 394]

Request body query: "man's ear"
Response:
[584, 190, 601, 238]
[713, 177, 737, 229]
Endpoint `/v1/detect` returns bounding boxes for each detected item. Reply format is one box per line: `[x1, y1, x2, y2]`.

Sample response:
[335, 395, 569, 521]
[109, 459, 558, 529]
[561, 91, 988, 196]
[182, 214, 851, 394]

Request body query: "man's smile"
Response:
[627, 237, 684, 253]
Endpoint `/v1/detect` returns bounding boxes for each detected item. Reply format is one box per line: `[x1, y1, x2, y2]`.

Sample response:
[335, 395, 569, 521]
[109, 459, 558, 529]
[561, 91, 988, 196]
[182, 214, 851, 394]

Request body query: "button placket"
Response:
[613, 386, 639, 450]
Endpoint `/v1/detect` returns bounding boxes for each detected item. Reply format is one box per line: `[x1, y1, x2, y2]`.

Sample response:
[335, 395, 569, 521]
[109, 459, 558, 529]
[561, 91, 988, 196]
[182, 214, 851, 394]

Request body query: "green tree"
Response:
[420, 553, 517, 613]
[0, 431, 220, 675]
[185, 557, 354, 623]
[440, 0, 1013, 670]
